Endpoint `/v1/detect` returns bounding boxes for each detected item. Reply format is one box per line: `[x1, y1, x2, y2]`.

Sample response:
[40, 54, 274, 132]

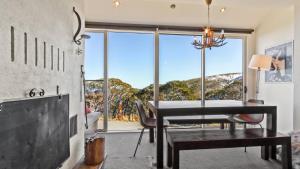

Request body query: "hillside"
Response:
[85, 73, 243, 120]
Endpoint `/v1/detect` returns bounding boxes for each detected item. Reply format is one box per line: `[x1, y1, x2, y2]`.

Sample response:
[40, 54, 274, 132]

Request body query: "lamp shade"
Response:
[248, 54, 272, 71]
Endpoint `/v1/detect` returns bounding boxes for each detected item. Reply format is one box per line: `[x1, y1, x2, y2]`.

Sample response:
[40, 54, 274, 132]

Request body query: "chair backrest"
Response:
[135, 100, 148, 127]
[238, 99, 265, 123]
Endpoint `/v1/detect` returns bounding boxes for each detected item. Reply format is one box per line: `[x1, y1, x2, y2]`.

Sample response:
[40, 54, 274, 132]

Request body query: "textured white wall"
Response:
[294, 2, 300, 130]
[255, 7, 294, 133]
[246, 33, 257, 100]
[0, 0, 85, 168]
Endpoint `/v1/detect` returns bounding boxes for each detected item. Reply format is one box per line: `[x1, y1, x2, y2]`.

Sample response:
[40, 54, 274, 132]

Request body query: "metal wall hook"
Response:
[73, 7, 91, 46]
[73, 7, 82, 45]
[56, 85, 62, 100]
[28, 88, 45, 97]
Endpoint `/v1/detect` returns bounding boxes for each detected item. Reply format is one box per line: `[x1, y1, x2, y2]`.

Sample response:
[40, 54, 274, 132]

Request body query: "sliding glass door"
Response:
[107, 32, 154, 131]
[84, 32, 104, 130]
[159, 34, 202, 101]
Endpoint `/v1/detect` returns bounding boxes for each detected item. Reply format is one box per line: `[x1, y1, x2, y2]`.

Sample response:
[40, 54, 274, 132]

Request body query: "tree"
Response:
[85, 73, 243, 122]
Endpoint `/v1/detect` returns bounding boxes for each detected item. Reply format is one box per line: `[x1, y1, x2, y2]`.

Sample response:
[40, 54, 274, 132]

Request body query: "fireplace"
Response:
[0, 95, 70, 169]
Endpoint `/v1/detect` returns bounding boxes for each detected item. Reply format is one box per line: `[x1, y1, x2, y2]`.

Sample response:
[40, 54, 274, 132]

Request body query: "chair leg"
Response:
[133, 128, 145, 157]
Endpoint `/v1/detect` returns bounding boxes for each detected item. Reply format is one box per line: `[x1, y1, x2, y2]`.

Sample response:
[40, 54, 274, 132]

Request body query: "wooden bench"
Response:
[166, 115, 233, 129]
[166, 128, 292, 169]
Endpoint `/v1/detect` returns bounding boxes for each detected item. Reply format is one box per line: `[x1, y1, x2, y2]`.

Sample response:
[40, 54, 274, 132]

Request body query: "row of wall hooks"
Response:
[10, 26, 65, 72]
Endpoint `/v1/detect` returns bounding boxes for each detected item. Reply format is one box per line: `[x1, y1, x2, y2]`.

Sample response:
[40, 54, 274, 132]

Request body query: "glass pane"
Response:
[108, 32, 154, 131]
[205, 38, 243, 100]
[159, 34, 202, 101]
[84, 32, 104, 130]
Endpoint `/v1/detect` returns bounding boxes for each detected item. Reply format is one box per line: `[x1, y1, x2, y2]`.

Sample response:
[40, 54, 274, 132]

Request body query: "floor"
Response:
[98, 119, 141, 132]
[76, 131, 282, 169]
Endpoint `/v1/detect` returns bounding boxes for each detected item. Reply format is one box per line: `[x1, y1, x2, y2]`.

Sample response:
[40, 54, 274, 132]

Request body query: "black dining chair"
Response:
[228, 99, 264, 152]
[133, 100, 168, 157]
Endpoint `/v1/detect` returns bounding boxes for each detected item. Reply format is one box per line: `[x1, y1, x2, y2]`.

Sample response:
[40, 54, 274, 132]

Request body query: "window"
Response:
[159, 34, 202, 101]
[84, 30, 245, 131]
[205, 38, 243, 100]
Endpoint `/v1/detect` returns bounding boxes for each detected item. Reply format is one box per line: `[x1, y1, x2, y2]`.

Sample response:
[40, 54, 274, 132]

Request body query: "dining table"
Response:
[148, 100, 277, 169]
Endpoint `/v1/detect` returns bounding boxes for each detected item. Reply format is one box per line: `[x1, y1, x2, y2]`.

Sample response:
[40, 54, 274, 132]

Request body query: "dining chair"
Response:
[230, 99, 264, 127]
[228, 99, 264, 152]
[133, 100, 168, 157]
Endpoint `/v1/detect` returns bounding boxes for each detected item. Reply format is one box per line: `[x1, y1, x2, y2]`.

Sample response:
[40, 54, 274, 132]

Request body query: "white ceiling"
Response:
[83, 0, 294, 29]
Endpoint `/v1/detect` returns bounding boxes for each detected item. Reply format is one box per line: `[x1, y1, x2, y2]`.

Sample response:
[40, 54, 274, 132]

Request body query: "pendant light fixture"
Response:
[193, 0, 227, 50]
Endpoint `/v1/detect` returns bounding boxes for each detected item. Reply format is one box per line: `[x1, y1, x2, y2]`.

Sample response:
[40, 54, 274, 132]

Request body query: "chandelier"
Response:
[193, 0, 227, 50]
[113, 0, 120, 8]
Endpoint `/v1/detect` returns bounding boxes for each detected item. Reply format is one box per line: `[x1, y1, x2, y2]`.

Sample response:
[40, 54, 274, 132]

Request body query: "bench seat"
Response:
[165, 115, 232, 129]
[166, 128, 292, 169]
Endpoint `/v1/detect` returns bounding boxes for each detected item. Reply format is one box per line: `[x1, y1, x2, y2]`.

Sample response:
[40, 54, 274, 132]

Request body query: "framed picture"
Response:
[265, 42, 293, 82]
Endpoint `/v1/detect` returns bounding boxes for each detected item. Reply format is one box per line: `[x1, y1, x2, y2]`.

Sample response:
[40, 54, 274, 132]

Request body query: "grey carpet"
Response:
[102, 132, 281, 169]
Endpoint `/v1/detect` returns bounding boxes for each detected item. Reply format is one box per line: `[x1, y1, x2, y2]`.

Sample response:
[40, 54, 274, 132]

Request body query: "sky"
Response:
[85, 32, 243, 89]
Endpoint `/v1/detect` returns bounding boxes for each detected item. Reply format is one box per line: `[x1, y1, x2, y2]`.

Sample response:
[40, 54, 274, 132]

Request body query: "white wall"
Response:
[294, 1, 300, 130]
[255, 7, 294, 133]
[0, 0, 85, 168]
[246, 33, 257, 100]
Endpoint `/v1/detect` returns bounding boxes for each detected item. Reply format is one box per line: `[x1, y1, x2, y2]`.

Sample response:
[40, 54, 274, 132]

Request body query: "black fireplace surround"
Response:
[0, 95, 70, 169]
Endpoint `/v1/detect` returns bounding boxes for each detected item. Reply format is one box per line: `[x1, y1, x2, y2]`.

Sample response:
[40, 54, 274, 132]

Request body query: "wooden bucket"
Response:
[84, 134, 105, 165]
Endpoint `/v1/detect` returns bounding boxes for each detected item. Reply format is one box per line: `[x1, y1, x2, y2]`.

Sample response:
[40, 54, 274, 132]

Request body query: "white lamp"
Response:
[248, 54, 272, 98]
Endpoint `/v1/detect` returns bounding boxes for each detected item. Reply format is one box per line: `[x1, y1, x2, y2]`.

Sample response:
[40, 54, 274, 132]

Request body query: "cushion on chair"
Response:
[233, 114, 264, 124]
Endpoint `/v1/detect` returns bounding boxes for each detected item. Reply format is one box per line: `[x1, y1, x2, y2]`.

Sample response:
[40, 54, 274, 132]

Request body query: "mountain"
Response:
[85, 73, 243, 119]
[179, 73, 242, 100]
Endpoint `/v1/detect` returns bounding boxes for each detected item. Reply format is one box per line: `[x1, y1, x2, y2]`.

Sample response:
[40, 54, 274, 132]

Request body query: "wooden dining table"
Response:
[148, 100, 277, 169]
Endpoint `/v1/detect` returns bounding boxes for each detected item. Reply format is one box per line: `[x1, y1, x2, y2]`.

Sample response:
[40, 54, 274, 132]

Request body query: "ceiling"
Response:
[83, 0, 294, 29]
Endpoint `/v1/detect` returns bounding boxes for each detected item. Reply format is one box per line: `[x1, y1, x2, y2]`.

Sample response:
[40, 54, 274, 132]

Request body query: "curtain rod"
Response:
[85, 22, 254, 34]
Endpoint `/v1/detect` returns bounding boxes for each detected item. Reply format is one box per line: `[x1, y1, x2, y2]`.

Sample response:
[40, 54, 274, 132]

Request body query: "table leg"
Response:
[220, 123, 225, 129]
[282, 141, 292, 169]
[264, 107, 277, 160]
[149, 129, 154, 143]
[149, 109, 154, 143]
[167, 143, 173, 167]
[172, 147, 179, 169]
[156, 114, 164, 168]
[229, 121, 235, 132]
[261, 146, 269, 160]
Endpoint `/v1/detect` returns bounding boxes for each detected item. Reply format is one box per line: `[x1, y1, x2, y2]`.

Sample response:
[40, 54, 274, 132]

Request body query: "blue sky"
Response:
[85, 32, 242, 89]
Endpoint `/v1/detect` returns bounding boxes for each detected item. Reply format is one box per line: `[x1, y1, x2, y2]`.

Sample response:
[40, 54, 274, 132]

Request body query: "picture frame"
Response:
[265, 41, 293, 83]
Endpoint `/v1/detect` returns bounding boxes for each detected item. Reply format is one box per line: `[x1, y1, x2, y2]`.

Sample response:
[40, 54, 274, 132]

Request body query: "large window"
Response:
[108, 32, 154, 131]
[205, 38, 243, 100]
[84, 31, 245, 131]
[159, 34, 202, 101]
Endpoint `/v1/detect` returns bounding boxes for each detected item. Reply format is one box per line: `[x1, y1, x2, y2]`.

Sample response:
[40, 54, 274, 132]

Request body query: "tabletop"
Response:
[148, 100, 274, 109]
[148, 100, 277, 116]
